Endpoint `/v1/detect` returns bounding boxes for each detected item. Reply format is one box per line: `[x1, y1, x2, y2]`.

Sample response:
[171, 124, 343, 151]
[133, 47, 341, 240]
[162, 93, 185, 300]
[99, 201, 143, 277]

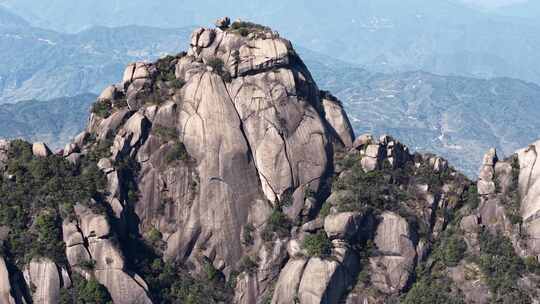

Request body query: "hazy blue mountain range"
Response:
[301, 51, 540, 177]
[0, 6, 190, 104]
[0, 94, 96, 149]
[1, 0, 540, 84]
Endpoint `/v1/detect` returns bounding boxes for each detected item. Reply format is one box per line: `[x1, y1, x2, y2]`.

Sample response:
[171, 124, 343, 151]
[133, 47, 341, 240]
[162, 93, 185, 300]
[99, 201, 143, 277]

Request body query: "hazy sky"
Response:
[461, 0, 529, 8]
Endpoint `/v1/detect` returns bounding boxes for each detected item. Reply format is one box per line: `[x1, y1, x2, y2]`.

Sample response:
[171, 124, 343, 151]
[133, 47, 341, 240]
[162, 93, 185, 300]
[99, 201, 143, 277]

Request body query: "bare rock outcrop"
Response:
[517, 141, 540, 255]
[355, 134, 412, 172]
[32, 142, 52, 158]
[0, 257, 15, 304]
[477, 148, 497, 196]
[271, 245, 359, 304]
[23, 258, 61, 304]
[320, 91, 354, 148]
[74, 20, 355, 303]
[62, 204, 152, 304]
[369, 211, 416, 294]
[0, 140, 9, 174]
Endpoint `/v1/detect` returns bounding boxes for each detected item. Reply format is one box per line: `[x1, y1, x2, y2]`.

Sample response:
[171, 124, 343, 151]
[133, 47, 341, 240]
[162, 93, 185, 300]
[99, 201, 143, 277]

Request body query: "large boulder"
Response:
[324, 212, 362, 240]
[62, 204, 152, 304]
[321, 92, 354, 148]
[271, 245, 359, 304]
[23, 258, 61, 304]
[369, 212, 416, 294]
[477, 148, 497, 196]
[32, 142, 51, 158]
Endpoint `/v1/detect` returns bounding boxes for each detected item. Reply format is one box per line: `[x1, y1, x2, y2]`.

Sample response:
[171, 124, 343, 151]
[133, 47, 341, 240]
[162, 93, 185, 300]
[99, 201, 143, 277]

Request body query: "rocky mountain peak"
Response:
[61, 17, 355, 303]
[0, 18, 539, 304]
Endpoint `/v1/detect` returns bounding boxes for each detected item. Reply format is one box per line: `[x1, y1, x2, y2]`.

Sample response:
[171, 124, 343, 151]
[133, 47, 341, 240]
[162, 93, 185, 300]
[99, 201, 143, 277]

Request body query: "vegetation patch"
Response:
[434, 234, 467, 267]
[59, 273, 112, 304]
[302, 230, 332, 258]
[242, 223, 255, 246]
[228, 21, 271, 37]
[165, 142, 190, 164]
[91, 99, 112, 118]
[238, 256, 258, 274]
[152, 124, 178, 142]
[206, 57, 231, 82]
[402, 278, 464, 304]
[155, 52, 186, 89]
[501, 155, 522, 224]
[261, 207, 292, 241]
[0, 140, 107, 266]
[477, 229, 531, 303]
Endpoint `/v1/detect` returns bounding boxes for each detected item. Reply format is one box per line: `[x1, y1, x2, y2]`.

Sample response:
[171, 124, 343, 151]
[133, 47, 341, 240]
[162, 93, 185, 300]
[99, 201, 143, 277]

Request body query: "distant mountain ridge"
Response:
[301, 51, 540, 177]
[1, 0, 540, 84]
[0, 7, 191, 104]
[0, 94, 96, 149]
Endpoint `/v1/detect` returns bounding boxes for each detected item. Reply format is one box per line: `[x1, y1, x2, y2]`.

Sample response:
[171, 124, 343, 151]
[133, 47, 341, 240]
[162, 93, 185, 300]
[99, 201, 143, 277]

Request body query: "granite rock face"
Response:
[369, 212, 416, 294]
[0, 257, 15, 304]
[77, 20, 352, 302]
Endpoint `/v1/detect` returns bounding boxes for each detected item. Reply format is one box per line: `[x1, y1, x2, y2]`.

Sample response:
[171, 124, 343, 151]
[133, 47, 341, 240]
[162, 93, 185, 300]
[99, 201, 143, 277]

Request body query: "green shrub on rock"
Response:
[0, 140, 107, 266]
[91, 100, 112, 118]
[440, 235, 467, 267]
[478, 230, 531, 303]
[403, 278, 464, 304]
[261, 207, 292, 241]
[302, 230, 332, 258]
[165, 142, 190, 164]
[60, 273, 112, 304]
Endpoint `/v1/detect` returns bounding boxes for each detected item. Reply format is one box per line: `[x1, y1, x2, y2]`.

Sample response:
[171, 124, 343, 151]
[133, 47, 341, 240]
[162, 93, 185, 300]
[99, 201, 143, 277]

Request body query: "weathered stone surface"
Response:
[23, 258, 61, 304]
[63, 142, 79, 156]
[448, 262, 490, 304]
[98, 85, 118, 101]
[325, 190, 355, 208]
[123, 112, 149, 147]
[321, 92, 354, 148]
[197, 29, 215, 48]
[460, 214, 479, 233]
[516, 141, 540, 254]
[94, 108, 132, 140]
[477, 180, 496, 195]
[0, 140, 9, 172]
[430, 156, 448, 173]
[32, 142, 51, 157]
[66, 152, 81, 165]
[302, 218, 324, 232]
[65, 204, 152, 304]
[97, 158, 114, 173]
[126, 78, 152, 111]
[272, 245, 359, 304]
[94, 269, 152, 304]
[369, 212, 416, 294]
[297, 258, 345, 304]
[324, 212, 362, 240]
[132, 63, 152, 80]
[477, 148, 498, 196]
[122, 63, 136, 86]
[365, 144, 382, 158]
[271, 258, 308, 304]
[482, 148, 498, 166]
[352, 134, 373, 150]
[0, 257, 15, 304]
[74, 204, 110, 239]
